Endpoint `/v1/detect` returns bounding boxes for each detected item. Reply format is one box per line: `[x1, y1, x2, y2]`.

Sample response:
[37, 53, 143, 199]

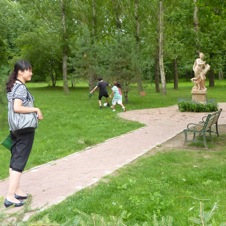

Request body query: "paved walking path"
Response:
[0, 103, 226, 219]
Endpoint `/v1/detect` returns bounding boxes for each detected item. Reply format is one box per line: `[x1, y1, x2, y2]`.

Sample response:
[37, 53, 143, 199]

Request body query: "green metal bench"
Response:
[183, 109, 222, 148]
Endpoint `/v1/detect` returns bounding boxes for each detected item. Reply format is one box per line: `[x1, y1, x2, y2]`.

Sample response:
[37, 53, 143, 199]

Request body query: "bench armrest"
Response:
[201, 115, 207, 122]
[187, 123, 200, 129]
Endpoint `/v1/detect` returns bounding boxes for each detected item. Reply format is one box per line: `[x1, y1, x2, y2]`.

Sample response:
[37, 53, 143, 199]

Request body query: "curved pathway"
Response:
[0, 103, 226, 219]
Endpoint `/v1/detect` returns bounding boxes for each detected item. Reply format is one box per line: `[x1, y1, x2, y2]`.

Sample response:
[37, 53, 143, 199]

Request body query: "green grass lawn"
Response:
[0, 85, 143, 179]
[28, 148, 226, 225]
[0, 80, 226, 225]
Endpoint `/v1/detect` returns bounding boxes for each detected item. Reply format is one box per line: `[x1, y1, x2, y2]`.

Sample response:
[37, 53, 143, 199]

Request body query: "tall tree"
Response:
[154, 50, 160, 92]
[194, 0, 226, 87]
[158, 0, 166, 94]
[61, 0, 69, 94]
[108, 0, 136, 103]
[163, 0, 194, 88]
[134, 0, 144, 94]
[88, 0, 97, 90]
[194, 0, 199, 35]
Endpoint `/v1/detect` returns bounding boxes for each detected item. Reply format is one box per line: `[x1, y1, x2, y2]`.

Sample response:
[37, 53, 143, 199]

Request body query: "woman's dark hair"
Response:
[6, 60, 32, 92]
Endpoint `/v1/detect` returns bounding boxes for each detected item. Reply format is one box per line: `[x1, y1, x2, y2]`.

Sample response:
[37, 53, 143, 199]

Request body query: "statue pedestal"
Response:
[191, 90, 207, 103]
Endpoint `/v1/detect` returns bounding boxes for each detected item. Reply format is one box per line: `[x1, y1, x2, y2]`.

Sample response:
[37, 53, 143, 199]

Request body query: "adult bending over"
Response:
[90, 78, 110, 108]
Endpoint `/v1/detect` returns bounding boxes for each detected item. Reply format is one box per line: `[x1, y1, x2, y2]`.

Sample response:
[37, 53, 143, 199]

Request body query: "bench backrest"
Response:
[193, 114, 212, 132]
[211, 108, 222, 125]
[203, 109, 222, 130]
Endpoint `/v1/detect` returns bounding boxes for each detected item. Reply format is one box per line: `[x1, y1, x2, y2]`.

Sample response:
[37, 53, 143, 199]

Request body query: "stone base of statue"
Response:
[191, 89, 207, 103]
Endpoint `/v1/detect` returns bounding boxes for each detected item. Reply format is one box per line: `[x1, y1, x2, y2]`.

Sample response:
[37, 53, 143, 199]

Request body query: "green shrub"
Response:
[178, 98, 218, 112]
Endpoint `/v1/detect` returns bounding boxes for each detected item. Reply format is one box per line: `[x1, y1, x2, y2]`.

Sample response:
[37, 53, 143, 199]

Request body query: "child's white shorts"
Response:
[112, 99, 122, 105]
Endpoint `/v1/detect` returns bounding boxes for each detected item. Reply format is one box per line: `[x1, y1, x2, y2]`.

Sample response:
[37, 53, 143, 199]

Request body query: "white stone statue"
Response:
[191, 52, 210, 92]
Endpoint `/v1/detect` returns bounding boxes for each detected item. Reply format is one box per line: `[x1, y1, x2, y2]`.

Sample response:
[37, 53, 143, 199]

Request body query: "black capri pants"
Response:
[10, 130, 35, 173]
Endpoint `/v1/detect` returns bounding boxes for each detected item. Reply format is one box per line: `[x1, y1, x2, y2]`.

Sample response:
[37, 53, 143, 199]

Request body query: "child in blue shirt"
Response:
[110, 82, 126, 112]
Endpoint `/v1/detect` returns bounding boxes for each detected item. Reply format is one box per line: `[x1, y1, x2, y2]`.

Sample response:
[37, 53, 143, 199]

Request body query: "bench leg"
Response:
[207, 129, 212, 141]
[203, 133, 208, 148]
[193, 132, 197, 141]
[184, 130, 188, 144]
[216, 124, 219, 137]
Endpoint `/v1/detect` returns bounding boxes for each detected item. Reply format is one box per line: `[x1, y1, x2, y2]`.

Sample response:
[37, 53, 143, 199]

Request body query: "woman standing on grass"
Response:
[4, 60, 43, 208]
[110, 81, 126, 112]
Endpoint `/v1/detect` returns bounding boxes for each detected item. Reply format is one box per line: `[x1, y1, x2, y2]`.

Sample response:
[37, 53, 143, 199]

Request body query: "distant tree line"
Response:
[0, 0, 226, 96]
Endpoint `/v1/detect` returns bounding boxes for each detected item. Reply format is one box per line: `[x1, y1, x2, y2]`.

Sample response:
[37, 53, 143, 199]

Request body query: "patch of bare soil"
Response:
[151, 124, 226, 152]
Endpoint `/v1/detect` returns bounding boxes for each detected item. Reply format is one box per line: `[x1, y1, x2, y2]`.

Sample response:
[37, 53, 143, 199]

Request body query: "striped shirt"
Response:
[7, 83, 34, 106]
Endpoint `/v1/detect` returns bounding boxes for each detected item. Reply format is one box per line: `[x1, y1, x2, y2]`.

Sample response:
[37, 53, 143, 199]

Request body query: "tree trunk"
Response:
[48, 60, 57, 87]
[62, 54, 69, 94]
[155, 50, 160, 93]
[209, 69, 215, 87]
[124, 91, 129, 104]
[159, 0, 166, 95]
[134, 0, 144, 93]
[173, 58, 178, 89]
[89, 69, 96, 91]
[194, 0, 199, 33]
[88, 0, 97, 91]
[194, 0, 199, 52]
[61, 0, 69, 94]
[112, 0, 122, 30]
[92, 0, 97, 41]
[218, 70, 224, 80]
[123, 82, 129, 104]
[208, 54, 215, 87]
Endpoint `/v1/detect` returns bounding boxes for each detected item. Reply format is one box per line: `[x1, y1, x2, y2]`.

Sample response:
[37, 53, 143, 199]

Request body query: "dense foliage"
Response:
[0, 0, 225, 89]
